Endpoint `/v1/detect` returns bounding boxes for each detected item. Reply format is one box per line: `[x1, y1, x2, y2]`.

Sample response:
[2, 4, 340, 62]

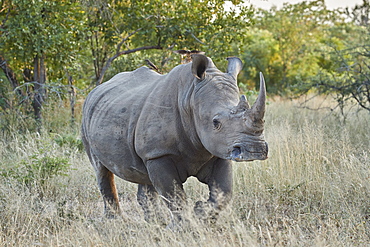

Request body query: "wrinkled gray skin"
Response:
[81, 55, 268, 225]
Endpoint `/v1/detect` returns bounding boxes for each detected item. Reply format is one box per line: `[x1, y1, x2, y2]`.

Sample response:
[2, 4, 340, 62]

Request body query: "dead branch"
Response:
[96, 45, 162, 86]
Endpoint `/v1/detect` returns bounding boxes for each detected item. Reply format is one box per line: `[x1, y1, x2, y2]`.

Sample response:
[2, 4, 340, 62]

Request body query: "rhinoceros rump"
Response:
[81, 54, 268, 224]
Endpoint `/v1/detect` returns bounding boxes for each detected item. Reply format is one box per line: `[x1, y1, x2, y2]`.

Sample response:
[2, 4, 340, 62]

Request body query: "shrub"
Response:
[53, 134, 84, 152]
[0, 150, 71, 189]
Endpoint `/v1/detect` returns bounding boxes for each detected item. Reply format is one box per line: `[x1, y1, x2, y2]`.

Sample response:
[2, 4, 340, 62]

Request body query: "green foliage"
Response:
[240, 0, 344, 93]
[0, 71, 12, 109]
[0, 150, 71, 188]
[1, 0, 369, 127]
[82, 0, 254, 82]
[0, 0, 90, 126]
[53, 134, 84, 152]
[1, 0, 254, 125]
[0, 80, 80, 134]
[1, 0, 88, 81]
[294, 1, 370, 115]
[299, 43, 370, 115]
[235, 0, 370, 113]
[20, 154, 70, 186]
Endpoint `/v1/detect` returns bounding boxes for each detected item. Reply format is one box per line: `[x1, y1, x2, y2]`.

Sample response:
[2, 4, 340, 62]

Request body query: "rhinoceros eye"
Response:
[213, 118, 222, 130]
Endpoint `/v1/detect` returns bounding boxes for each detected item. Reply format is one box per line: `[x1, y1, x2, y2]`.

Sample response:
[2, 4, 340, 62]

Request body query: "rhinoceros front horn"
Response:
[251, 72, 266, 120]
[227, 57, 243, 79]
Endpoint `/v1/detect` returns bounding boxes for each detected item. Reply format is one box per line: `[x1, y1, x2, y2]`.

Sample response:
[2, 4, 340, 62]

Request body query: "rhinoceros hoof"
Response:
[194, 201, 219, 224]
[104, 209, 121, 219]
[165, 215, 191, 232]
[143, 212, 167, 226]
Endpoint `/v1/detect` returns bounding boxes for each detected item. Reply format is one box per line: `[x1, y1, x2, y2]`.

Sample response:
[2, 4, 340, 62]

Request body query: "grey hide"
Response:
[81, 54, 268, 224]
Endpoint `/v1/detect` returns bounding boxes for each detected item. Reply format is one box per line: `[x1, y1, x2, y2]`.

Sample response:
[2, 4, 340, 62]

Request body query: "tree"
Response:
[242, 0, 343, 93]
[304, 0, 370, 114]
[0, 0, 87, 125]
[1, 0, 256, 130]
[81, 0, 254, 85]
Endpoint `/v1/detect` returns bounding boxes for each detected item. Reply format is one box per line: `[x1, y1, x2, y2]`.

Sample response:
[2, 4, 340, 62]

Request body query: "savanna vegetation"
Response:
[0, 0, 369, 246]
[0, 97, 368, 246]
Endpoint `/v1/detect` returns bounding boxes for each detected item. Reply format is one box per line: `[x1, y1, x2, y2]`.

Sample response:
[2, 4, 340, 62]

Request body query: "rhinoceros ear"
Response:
[191, 54, 209, 80]
[227, 57, 243, 80]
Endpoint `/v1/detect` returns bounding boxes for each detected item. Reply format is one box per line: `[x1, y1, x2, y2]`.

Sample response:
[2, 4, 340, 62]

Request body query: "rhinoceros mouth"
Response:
[229, 143, 268, 162]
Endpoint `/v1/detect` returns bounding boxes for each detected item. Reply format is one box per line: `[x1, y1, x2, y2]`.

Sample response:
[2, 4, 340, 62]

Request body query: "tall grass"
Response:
[0, 97, 369, 246]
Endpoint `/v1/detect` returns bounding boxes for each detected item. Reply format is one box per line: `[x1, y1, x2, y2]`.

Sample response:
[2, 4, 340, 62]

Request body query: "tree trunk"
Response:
[67, 73, 76, 127]
[0, 55, 24, 97]
[32, 54, 47, 126]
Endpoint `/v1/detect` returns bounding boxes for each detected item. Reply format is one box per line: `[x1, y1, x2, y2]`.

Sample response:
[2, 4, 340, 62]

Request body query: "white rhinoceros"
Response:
[81, 54, 268, 224]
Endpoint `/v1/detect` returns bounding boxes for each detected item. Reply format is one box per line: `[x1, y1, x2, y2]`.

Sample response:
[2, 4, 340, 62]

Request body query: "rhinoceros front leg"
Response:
[146, 158, 186, 224]
[137, 184, 160, 222]
[195, 158, 233, 222]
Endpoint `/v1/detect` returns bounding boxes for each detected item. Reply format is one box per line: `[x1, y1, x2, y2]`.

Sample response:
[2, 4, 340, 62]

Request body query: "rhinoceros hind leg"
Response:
[95, 163, 122, 218]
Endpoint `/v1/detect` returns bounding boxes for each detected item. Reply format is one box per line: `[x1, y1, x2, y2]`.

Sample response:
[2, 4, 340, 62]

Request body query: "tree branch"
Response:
[115, 28, 142, 54]
[0, 7, 10, 30]
[115, 45, 162, 58]
[96, 45, 162, 86]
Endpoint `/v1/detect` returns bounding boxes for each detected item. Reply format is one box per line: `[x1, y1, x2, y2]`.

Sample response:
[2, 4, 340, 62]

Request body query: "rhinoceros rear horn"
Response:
[237, 95, 250, 110]
[227, 57, 243, 79]
[251, 72, 266, 120]
[191, 54, 209, 80]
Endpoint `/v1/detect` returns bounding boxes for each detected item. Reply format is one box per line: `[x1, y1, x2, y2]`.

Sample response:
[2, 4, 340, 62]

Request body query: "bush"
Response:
[53, 134, 84, 152]
[0, 150, 71, 189]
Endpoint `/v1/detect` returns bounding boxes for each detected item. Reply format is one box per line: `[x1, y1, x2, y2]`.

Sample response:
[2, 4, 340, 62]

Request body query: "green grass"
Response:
[0, 97, 369, 246]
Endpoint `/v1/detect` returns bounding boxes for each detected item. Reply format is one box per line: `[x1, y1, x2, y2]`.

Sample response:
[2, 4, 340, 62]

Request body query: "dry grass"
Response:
[0, 97, 369, 246]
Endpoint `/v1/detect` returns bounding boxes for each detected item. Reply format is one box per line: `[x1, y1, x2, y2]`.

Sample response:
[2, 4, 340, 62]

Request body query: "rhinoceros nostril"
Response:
[232, 146, 242, 157]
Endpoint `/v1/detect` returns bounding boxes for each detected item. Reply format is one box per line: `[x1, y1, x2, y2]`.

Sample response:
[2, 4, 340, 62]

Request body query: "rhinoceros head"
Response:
[191, 54, 268, 162]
